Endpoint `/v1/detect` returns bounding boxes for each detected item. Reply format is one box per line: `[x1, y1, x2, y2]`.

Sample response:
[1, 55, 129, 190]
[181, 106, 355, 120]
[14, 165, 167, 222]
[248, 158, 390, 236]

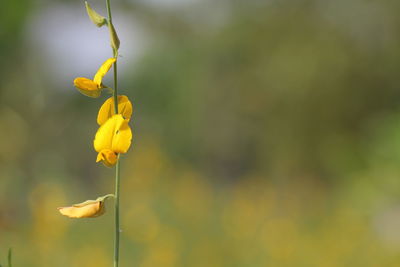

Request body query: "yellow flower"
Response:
[94, 114, 132, 166]
[97, 95, 133, 125]
[73, 57, 116, 98]
[58, 200, 105, 218]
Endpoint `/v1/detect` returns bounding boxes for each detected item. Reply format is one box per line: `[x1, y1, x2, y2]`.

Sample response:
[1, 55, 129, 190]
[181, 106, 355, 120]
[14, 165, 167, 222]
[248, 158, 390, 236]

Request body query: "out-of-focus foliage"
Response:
[2, 0, 400, 266]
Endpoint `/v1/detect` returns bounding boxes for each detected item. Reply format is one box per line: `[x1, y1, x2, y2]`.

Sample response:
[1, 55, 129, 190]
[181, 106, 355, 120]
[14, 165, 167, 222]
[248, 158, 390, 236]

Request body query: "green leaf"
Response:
[85, 1, 107, 27]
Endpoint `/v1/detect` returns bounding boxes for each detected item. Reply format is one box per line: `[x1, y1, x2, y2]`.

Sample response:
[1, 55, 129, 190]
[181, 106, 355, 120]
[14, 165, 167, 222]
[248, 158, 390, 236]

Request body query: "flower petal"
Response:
[97, 95, 133, 125]
[74, 77, 102, 98]
[58, 201, 104, 218]
[97, 97, 114, 125]
[111, 118, 132, 153]
[93, 58, 116, 86]
[94, 115, 117, 152]
[94, 114, 132, 154]
[96, 149, 118, 167]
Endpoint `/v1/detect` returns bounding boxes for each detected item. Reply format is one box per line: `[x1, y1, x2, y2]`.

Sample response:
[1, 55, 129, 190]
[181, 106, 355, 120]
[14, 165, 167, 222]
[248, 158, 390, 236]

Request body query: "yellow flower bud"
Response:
[97, 95, 133, 125]
[85, 1, 107, 27]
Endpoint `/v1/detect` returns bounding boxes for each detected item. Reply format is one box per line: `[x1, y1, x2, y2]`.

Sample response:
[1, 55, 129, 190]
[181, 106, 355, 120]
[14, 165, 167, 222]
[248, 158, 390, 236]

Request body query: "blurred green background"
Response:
[2, 0, 400, 266]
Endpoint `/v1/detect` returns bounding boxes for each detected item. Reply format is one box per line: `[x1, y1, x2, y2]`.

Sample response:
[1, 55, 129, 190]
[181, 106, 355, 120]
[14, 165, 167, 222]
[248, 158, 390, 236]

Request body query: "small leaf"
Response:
[85, 1, 107, 27]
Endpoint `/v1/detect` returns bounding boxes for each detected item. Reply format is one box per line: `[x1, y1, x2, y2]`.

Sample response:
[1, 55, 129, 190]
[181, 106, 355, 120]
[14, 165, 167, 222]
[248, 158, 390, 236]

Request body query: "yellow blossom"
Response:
[58, 200, 105, 218]
[97, 95, 133, 125]
[94, 114, 132, 165]
[73, 57, 116, 98]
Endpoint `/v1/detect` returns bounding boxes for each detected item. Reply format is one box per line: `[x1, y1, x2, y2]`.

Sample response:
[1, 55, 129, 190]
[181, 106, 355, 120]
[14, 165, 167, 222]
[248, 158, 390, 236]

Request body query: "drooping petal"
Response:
[93, 58, 116, 86]
[93, 114, 132, 154]
[74, 77, 102, 98]
[97, 95, 133, 125]
[58, 201, 104, 218]
[96, 149, 118, 167]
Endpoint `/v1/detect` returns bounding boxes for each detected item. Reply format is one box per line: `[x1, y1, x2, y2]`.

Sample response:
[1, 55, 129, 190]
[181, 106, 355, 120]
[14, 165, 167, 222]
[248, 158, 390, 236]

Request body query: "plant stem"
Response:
[114, 157, 120, 267]
[106, 0, 120, 266]
[112, 62, 118, 113]
[106, 0, 113, 24]
[7, 248, 11, 267]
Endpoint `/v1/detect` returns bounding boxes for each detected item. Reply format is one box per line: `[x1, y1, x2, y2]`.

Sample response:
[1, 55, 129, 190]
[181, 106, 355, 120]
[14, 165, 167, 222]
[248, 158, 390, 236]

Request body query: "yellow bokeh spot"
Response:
[29, 182, 68, 259]
[172, 171, 213, 225]
[261, 217, 299, 262]
[140, 226, 181, 267]
[123, 204, 160, 243]
[72, 246, 110, 267]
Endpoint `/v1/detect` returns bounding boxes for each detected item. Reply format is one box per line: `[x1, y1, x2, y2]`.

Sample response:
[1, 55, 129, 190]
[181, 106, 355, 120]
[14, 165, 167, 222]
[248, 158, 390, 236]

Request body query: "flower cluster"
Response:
[59, 1, 132, 218]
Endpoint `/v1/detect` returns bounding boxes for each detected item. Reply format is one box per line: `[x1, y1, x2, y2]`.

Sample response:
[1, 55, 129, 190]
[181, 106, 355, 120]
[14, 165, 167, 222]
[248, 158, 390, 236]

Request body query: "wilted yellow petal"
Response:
[74, 77, 102, 98]
[96, 149, 118, 167]
[58, 201, 104, 218]
[94, 114, 132, 154]
[97, 95, 133, 125]
[93, 58, 116, 86]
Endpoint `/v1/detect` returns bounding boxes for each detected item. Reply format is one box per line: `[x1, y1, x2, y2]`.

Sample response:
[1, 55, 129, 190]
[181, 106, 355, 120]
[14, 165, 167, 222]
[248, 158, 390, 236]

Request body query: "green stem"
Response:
[114, 156, 121, 267]
[106, 0, 120, 266]
[7, 248, 11, 267]
[106, 0, 113, 24]
[112, 62, 118, 114]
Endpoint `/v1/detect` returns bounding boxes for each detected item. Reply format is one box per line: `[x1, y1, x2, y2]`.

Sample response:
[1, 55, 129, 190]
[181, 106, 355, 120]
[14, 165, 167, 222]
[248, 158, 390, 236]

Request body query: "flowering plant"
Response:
[58, 1, 130, 266]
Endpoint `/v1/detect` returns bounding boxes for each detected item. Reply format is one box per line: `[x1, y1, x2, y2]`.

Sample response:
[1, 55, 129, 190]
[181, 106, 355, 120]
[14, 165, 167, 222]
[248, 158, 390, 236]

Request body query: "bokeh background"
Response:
[2, 0, 400, 266]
